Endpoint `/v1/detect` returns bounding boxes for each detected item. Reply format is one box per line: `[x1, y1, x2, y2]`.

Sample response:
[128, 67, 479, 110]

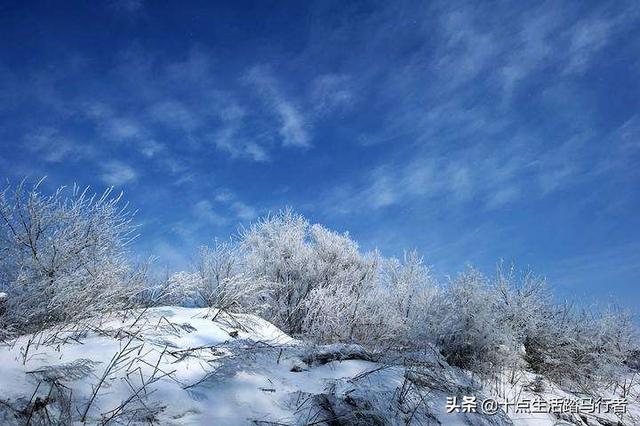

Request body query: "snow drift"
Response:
[0, 307, 637, 425]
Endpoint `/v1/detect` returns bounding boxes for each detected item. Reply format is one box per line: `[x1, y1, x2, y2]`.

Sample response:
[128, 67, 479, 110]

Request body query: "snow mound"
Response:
[0, 307, 637, 425]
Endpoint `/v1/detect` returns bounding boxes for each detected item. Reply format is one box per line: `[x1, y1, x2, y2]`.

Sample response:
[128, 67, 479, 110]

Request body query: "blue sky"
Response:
[1, 0, 639, 307]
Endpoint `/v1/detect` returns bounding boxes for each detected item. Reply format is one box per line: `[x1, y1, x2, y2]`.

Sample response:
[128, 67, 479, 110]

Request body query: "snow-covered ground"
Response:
[0, 307, 637, 425]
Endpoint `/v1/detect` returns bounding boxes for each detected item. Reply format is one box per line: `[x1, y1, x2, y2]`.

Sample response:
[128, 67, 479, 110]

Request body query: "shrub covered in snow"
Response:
[195, 240, 268, 314]
[0, 180, 147, 333]
[240, 211, 638, 390]
[238, 210, 383, 339]
[145, 240, 269, 316]
[0, 179, 637, 395]
[523, 304, 638, 390]
[239, 209, 313, 334]
[432, 267, 515, 375]
[377, 250, 440, 345]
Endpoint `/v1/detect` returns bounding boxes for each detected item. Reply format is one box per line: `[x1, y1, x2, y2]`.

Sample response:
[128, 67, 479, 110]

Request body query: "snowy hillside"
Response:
[0, 307, 637, 425]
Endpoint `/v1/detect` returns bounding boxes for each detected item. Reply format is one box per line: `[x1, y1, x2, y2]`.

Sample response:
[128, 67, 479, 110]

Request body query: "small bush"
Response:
[0, 180, 146, 333]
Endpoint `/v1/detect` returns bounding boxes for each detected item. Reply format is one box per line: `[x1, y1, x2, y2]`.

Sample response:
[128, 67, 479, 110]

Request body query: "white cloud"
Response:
[311, 74, 355, 115]
[209, 189, 259, 221]
[447, 165, 473, 201]
[595, 115, 640, 175]
[538, 166, 576, 195]
[191, 193, 257, 226]
[485, 186, 519, 210]
[84, 102, 147, 142]
[110, 0, 144, 15]
[547, 242, 640, 291]
[152, 240, 190, 270]
[165, 48, 215, 85]
[368, 169, 399, 208]
[138, 139, 164, 158]
[564, 18, 612, 75]
[310, 2, 640, 217]
[192, 200, 227, 226]
[103, 117, 144, 141]
[245, 66, 311, 148]
[214, 189, 234, 203]
[434, 6, 497, 90]
[616, 115, 640, 153]
[148, 100, 199, 131]
[276, 102, 309, 147]
[100, 161, 138, 186]
[23, 127, 86, 163]
[212, 114, 270, 162]
[231, 201, 257, 221]
[322, 143, 538, 215]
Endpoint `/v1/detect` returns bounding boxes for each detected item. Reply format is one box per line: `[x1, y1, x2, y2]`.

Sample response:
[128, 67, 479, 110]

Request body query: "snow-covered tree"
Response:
[151, 208, 640, 389]
[524, 303, 639, 389]
[149, 270, 202, 307]
[150, 239, 268, 314]
[239, 210, 383, 339]
[239, 210, 314, 334]
[492, 263, 549, 343]
[433, 266, 514, 375]
[0, 180, 146, 331]
[378, 250, 439, 344]
[195, 240, 267, 314]
[303, 225, 380, 342]
[488, 263, 550, 378]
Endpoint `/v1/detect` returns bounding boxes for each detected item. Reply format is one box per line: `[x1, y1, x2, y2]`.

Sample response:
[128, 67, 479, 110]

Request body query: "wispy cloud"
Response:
[212, 189, 259, 222]
[100, 161, 138, 186]
[306, 0, 640, 219]
[1, 0, 638, 300]
[310, 74, 355, 115]
[148, 100, 199, 132]
[547, 242, 640, 296]
[85, 102, 147, 142]
[564, 18, 612, 75]
[109, 0, 144, 16]
[23, 127, 92, 163]
[231, 201, 257, 221]
[212, 104, 270, 162]
[186, 189, 259, 232]
[245, 66, 311, 148]
[7, 46, 318, 182]
[192, 200, 227, 227]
